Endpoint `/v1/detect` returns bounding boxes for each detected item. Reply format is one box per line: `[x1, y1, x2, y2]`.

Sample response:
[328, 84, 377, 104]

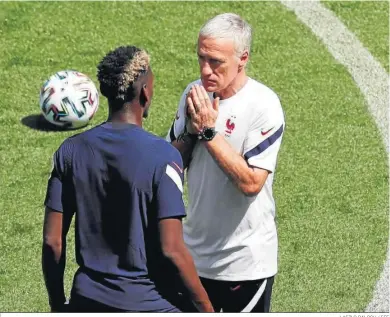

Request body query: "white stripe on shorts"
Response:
[241, 279, 268, 312]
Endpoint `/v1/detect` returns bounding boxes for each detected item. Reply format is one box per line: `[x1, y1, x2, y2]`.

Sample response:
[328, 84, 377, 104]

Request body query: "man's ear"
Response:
[140, 84, 149, 107]
[239, 50, 249, 69]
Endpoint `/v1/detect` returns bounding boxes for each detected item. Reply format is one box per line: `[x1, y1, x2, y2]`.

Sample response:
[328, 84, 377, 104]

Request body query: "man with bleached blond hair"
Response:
[42, 46, 213, 313]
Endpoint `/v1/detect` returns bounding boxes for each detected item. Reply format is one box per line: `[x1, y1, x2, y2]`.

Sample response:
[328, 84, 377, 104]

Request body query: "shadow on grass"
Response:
[21, 114, 70, 132]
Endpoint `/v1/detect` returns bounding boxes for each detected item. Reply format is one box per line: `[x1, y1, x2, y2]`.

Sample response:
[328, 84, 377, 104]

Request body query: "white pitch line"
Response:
[280, 0, 389, 313]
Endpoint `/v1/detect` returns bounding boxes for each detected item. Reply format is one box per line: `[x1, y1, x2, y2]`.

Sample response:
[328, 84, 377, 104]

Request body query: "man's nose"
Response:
[200, 62, 213, 77]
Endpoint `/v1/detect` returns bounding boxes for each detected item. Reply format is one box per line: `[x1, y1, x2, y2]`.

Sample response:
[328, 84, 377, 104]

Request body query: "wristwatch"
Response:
[198, 127, 217, 141]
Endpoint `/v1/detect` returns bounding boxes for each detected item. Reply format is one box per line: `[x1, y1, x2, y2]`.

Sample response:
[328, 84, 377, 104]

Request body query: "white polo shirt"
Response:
[166, 77, 285, 281]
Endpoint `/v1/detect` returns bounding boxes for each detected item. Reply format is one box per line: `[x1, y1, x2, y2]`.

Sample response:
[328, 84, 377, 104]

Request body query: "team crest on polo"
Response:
[225, 116, 236, 137]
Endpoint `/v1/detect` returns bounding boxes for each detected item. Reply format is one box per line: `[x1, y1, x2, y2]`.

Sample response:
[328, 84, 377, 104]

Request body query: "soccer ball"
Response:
[39, 70, 99, 129]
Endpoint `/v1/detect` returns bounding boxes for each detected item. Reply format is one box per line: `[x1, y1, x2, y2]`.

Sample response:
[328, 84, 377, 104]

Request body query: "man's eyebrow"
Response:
[197, 53, 224, 62]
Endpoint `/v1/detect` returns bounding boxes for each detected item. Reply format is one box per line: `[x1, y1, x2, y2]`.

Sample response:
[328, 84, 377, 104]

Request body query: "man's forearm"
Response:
[42, 242, 66, 311]
[164, 248, 213, 312]
[203, 133, 266, 196]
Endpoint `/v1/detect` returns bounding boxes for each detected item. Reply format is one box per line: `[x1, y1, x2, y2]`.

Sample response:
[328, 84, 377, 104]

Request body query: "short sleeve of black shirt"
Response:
[154, 147, 186, 220]
[44, 140, 73, 213]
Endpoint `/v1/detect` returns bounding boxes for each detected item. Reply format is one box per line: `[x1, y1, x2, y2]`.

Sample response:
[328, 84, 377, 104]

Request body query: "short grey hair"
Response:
[199, 13, 252, 56]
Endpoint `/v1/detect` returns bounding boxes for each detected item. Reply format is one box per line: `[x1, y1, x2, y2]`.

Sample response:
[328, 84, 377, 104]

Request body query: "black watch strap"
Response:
[178, 131, 198, 143]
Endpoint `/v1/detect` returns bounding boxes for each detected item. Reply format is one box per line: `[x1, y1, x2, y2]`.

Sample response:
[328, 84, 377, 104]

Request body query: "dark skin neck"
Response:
[107, 102, 143, 127]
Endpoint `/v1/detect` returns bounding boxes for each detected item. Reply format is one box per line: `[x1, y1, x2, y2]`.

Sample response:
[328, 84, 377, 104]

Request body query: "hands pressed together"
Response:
[185, 85, 219, 134]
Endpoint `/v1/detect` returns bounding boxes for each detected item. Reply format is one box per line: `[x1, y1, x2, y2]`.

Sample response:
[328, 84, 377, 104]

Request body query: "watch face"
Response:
[203, 128, 215, 140]
[204, 129, 214, 139]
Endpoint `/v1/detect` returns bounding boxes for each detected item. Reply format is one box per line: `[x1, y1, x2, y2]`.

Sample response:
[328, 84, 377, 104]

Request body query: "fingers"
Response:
[199, 85, 213, 109]
[190, 84, 214, 111]
[187, 92, 203, 134]
[185, 89, 192, 117]
[187, 110, 202, 134]
[187, 85, 217, 131]
[186, 96, 197, 118]
[190, 85, 202, 112]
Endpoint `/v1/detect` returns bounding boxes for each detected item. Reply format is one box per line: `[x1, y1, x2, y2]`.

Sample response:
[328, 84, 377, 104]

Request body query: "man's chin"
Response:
[202, 82, 218, 92]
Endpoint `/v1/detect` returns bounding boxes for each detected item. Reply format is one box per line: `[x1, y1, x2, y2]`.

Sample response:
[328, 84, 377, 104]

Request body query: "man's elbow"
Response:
[161, 242, 186, 263]
[240, 183, 262, 197]
[43, 235, 62, 253]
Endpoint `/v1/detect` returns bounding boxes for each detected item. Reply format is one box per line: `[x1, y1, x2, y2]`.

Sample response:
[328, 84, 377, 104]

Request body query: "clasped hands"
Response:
[185, 84, 219, 135]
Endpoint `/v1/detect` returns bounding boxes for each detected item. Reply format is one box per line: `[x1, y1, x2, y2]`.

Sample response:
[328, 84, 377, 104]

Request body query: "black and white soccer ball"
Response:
[39, 70, 99, 129]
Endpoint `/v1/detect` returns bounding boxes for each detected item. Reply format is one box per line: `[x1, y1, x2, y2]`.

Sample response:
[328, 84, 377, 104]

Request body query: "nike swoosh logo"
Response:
[230, 284, 241, 291]
[172, 162, 183, 174]
[261, 127, 274, 136]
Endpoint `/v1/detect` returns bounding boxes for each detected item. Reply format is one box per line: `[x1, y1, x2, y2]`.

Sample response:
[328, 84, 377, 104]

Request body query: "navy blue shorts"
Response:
[68, 293, 181, 313]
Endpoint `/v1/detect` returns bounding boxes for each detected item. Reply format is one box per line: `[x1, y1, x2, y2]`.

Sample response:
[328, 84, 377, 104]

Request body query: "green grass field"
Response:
[0, 1, 388, 312]
[323, 0, 389, 72]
